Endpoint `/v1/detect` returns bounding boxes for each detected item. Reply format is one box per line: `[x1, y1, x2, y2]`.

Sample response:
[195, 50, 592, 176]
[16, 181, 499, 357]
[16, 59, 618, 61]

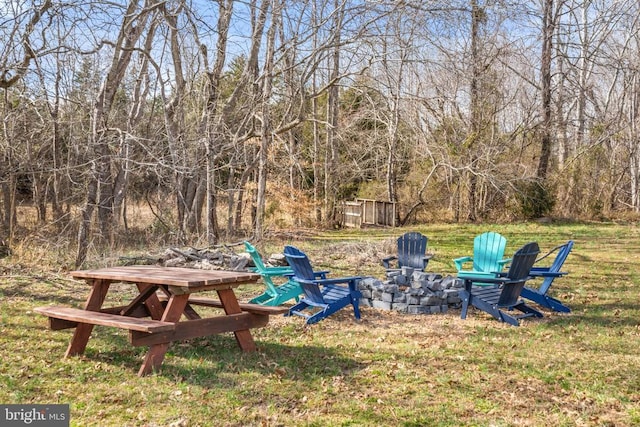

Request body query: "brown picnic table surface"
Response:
[35, 266, 286, 376]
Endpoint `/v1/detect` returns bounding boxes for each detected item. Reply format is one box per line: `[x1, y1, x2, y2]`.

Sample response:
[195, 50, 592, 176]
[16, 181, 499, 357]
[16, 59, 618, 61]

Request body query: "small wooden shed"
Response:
[338, 198, 397, 228]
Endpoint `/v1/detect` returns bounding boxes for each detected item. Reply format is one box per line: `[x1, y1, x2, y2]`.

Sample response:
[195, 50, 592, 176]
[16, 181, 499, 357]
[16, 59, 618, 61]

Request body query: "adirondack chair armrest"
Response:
[259, 266, 295, 277]
[462, 275, 530, 291]
[528, 266, 550, 274]
[309, 276, 362, 291]
[422, 255, 433, 268]
[382, 255, 398, 269]
[492, 271, 522, 278]
[529, 266, 567, 275]
[284, 270, 329, 280]
[497, 258, 511, 267]
[312, 276, 362, 285]
[453, 256, 472, 271]
[474, 270, 530, 281]
[529, 269, 567, 278]
[313, 270, 329, 279]
[462, 276, 502, 291]
[468, 274, 505, 283]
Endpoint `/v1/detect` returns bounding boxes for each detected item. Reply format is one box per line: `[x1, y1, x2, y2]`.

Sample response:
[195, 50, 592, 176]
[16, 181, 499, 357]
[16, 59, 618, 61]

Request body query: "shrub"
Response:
[515, 179, 556, 219]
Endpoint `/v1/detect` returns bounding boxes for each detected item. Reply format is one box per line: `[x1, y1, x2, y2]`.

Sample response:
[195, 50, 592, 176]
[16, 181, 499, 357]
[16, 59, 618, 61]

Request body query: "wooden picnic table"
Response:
[35, 266, 287, 376]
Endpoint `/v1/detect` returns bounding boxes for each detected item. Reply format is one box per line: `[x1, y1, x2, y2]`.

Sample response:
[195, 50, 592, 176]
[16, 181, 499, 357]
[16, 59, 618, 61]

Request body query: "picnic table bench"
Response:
[35, 266, 286, 376]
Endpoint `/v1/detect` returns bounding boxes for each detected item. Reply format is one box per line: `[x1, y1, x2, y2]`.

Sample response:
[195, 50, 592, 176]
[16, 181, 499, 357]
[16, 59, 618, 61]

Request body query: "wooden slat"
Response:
[130, 313, 269, 346]
[157, 295, 289, 315]
[470, 287, 502, 305]
[187, 297, 289, 315]
[35, 306, 176, 333]
[100, 305, 149, 318]
[48, 317, 77, 331]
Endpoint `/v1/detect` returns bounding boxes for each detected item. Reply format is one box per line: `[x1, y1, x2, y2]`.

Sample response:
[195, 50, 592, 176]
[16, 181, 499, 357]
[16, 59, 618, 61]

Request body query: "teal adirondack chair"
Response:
[454, 232, 510, 283]
[244, 242, 303, 306]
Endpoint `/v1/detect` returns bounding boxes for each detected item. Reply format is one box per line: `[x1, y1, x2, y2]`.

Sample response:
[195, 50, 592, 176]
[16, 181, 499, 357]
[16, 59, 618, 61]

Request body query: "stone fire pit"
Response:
[358, 267, 464, 315]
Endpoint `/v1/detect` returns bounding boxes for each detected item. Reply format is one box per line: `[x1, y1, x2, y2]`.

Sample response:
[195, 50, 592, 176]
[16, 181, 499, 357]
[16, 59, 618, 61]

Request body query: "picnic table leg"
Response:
[153, 285, 201, 320]
[137, 283, 165, 320]
[65, 279, 110, 357]
[138, 293, 188, 377]
[217, 288, 257, 352]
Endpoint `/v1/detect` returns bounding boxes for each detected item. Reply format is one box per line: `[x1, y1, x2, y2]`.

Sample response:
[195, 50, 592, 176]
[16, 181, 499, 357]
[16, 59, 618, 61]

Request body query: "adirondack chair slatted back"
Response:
[397, 232, 428, 269]
[496, 242, 540, 307]
[244, 242, 268, 271]
[283, 246, 325, 304]
[473, 232, 507, 272]
[538, 240, 574, 294]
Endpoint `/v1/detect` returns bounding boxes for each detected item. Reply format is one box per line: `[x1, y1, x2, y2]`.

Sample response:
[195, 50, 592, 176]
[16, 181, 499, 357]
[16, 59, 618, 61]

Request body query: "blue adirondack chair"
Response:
[283, 245, 362, 325]
[454, 231, 510, 282]
[382, 232, 432, 271]
[520, 240, 574, 313]
[459, 242, 543, 326]
[244, 242, 304, 306]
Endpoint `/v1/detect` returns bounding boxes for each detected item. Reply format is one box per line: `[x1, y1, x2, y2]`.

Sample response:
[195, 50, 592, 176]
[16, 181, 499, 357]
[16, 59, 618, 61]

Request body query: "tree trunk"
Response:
[537, 0, 554, 179]
[254, 0, 279, 241]
[466, 0, 482, 222]
[323, 0, 344, 224]
[76, 171, 98, 267]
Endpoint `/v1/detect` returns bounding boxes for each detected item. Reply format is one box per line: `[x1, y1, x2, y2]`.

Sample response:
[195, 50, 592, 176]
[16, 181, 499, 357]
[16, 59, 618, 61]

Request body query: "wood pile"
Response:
[119, 246, 251, 271]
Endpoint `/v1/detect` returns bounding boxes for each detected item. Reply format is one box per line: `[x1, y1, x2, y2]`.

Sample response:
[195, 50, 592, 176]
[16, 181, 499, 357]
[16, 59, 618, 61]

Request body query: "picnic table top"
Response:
[70, 265, 260, 288]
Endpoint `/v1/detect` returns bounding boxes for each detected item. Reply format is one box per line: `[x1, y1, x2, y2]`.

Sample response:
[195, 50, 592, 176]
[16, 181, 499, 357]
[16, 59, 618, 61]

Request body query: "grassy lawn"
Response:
[1, 222, 639, 426]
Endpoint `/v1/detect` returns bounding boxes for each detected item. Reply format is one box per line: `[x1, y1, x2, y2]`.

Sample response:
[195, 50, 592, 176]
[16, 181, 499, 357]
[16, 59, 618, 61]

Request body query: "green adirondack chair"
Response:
[454, 231, 510, 283]
[244, 241, 303, 306]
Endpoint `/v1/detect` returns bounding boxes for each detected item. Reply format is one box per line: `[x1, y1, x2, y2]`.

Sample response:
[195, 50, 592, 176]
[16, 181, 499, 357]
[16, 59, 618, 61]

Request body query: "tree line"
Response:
[1, 0, 639, 266]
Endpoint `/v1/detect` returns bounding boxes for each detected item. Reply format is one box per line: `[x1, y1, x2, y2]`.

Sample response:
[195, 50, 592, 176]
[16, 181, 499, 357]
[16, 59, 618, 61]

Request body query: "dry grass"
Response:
[1, 222, 640, 426]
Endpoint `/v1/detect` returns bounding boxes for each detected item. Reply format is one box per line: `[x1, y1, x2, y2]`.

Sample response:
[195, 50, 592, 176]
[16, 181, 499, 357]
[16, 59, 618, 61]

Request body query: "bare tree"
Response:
[76, 0, 161, 266]
[0, 0, 54, 236]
